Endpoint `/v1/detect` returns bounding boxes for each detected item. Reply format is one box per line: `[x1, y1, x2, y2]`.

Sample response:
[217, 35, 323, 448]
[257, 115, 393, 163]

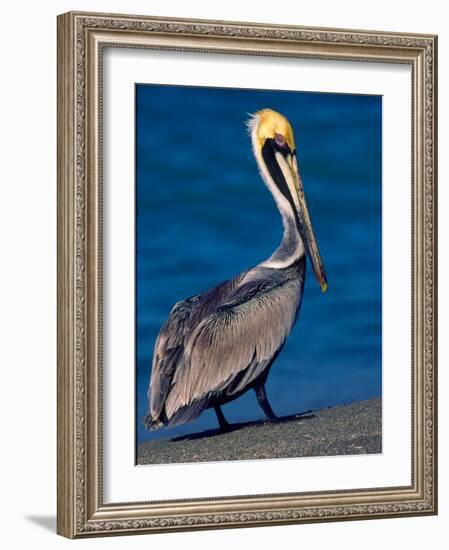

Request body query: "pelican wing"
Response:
[148, 296, 199, 421]
[148, 272, 247, 422]
[165, 276, 302, 420]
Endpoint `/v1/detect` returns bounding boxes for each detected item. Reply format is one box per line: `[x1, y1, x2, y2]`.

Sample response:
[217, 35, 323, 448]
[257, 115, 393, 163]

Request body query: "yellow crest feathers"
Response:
[249, 108, 296, 151]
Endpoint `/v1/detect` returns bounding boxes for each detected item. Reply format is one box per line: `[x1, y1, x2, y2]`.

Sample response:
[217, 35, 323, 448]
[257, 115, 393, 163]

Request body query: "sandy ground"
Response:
[137, 398, 382, 465]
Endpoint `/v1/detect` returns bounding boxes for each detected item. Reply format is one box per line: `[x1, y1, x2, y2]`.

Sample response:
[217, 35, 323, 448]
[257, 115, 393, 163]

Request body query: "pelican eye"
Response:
[275, 133, 286, 147]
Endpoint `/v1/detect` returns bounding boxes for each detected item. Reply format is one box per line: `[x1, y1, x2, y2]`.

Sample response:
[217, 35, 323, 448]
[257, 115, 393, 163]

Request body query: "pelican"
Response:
[143, 108, 327, 432]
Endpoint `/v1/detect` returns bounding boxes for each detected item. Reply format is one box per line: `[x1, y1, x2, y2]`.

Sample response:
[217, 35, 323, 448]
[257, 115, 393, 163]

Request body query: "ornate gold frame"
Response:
[57, 11, 438, 538]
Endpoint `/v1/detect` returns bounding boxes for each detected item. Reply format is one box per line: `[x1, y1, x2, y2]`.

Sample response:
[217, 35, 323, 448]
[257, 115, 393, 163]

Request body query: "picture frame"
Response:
[57, 11, 438, 538]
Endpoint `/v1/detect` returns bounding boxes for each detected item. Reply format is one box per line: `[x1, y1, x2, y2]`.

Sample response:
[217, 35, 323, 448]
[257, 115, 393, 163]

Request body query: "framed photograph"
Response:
[57, 11, 438, 538]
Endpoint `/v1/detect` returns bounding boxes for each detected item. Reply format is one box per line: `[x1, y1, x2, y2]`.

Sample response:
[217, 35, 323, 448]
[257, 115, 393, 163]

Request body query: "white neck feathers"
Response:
[248, 116, 304, 269]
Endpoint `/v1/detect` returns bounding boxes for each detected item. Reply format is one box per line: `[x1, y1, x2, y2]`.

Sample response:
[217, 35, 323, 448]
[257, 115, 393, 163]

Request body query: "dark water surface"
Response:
[135, 85, 382, 444]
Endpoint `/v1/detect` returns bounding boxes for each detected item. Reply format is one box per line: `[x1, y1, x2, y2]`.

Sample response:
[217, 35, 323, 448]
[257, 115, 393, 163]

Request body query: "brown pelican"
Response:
[144, 108, 327, 432]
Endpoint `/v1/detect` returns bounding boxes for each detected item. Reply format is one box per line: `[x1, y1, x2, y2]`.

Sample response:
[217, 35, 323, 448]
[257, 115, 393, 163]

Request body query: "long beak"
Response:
[271, 150, 327, 292]
[260, 138, 328, 292]
[290, 153, 328, 292]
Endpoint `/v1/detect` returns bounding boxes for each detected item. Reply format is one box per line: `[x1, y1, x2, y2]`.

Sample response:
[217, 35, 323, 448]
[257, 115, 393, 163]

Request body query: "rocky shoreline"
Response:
[137, 398, 382, 465]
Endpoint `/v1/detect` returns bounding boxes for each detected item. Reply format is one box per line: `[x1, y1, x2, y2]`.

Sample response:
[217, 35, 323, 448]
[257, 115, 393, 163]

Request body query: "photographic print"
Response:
[136, 84, 382, 465]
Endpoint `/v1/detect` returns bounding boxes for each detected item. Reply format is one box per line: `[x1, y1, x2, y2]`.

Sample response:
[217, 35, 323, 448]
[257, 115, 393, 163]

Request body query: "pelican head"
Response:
[248, 108, 327, 292]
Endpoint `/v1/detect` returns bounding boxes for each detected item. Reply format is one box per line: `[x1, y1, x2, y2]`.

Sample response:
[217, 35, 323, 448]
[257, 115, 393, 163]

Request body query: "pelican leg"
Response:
[254, 384, 279, 422]
[214, 405, 231, 431]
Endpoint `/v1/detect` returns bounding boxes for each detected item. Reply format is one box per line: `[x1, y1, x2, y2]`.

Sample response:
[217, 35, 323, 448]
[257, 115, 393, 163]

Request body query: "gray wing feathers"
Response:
[148, 298, 198, 419]
[148, 342, 182, 420]
[148, 272, 247, 421]
[164, 280, 301, 418]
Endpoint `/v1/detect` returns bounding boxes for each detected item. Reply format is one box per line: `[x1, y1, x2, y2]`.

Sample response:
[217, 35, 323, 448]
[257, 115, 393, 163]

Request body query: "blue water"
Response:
[135, 84, 382, 444]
